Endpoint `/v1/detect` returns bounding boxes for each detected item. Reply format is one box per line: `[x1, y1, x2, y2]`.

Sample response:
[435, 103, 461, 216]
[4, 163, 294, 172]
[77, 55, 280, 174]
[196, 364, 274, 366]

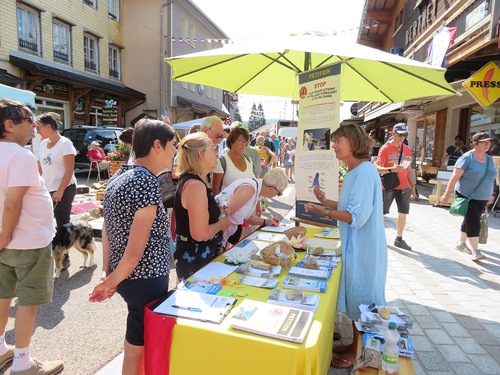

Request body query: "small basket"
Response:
[283, 226, 308, 240]
[260, 241, 296, 267]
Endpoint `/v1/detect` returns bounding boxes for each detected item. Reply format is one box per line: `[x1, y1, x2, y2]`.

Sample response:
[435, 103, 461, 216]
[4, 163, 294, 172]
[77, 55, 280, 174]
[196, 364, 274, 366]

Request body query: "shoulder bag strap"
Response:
[397, 144, 404, 165]
[469, 157, 490, 200]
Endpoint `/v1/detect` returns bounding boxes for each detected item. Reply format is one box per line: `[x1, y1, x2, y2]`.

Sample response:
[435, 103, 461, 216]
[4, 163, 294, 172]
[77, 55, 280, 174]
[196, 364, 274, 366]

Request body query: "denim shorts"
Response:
[383, 188, 411, 215]
[0, 244, 54, 306]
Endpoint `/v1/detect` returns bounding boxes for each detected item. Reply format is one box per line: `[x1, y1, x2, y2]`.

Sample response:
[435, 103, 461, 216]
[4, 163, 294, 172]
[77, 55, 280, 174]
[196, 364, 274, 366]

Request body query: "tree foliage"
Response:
[247, 102, 266, 131]
[233, 106, 242, 122]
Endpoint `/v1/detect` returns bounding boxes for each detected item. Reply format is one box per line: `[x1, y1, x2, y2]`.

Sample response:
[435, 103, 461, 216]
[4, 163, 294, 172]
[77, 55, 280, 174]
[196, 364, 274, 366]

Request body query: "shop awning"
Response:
[0, 83, 36, 109]
[0, 69, 23, 85]
[9, 51, 145, 100]
[177, 96, 228, 118]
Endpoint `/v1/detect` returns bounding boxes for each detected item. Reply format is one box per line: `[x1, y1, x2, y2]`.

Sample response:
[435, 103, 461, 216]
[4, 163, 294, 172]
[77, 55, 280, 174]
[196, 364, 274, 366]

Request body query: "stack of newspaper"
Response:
[355, 304, 414, 335]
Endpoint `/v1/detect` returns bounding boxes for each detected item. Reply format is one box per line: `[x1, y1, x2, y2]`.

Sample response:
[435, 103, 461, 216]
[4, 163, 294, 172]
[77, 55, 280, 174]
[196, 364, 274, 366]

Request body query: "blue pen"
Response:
[172, 304, 202, 313]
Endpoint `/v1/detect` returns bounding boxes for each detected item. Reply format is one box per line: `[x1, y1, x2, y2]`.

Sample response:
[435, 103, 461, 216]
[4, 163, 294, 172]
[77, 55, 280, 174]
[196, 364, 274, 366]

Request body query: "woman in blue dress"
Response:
[305, 124, 387, 368]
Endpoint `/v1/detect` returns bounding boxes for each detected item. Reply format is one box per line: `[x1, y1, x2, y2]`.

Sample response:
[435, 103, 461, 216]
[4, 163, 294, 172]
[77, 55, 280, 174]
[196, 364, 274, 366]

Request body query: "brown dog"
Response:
[52, 222, 97, 278]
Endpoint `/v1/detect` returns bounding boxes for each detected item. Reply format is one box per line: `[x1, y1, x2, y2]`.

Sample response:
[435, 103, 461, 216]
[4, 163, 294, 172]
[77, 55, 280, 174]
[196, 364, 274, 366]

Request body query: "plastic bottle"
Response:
[381, 322, 400, 374]
[260, 197, 266, 211]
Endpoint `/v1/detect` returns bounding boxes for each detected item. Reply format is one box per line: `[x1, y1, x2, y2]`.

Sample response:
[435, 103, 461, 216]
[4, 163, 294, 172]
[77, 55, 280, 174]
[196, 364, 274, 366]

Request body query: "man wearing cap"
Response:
[376, 123, 416, 250]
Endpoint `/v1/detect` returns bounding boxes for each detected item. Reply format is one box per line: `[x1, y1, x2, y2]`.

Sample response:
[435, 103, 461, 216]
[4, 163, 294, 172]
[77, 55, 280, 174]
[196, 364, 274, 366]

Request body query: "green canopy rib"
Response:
[344, 60, 394, 102]
[381, 62, 457, 94]
[173, 54, 250, 79]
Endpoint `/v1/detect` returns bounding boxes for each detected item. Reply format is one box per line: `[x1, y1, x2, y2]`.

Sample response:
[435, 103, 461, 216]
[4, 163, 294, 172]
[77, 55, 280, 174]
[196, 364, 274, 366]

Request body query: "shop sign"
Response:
[465, 1, 488, 31]
[33, 79, 69, 99]
[74, 98, 86, 120]
[102, 97, 120, 126]
[463, 62, 500, 108]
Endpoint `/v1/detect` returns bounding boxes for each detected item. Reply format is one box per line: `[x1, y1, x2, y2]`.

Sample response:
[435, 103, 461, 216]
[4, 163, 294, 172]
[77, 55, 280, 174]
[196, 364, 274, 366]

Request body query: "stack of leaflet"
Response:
[355, 304, 414, 336]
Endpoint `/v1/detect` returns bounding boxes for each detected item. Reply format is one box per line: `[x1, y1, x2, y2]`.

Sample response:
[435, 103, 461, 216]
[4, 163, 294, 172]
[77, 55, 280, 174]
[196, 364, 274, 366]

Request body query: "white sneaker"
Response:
[471, 249, 486, 261]
[455, 242, 472, 255]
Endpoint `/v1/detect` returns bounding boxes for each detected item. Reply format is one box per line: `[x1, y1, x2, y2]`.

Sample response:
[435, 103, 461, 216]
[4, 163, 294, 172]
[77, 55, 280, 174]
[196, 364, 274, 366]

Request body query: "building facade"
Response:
[0, 0, 147, 128]
[357, 0, 500, 170]
[123, 0, 229, 125]
[0, 0, 229, 129]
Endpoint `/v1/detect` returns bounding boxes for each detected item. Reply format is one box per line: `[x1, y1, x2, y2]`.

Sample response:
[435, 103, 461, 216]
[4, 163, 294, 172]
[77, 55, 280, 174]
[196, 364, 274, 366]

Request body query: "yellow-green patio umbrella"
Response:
[166, 35, 458, 103]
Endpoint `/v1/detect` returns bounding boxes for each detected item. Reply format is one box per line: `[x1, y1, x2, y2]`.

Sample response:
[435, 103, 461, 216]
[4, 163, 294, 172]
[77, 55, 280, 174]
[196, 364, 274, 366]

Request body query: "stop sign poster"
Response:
[295, 63, 341, 226]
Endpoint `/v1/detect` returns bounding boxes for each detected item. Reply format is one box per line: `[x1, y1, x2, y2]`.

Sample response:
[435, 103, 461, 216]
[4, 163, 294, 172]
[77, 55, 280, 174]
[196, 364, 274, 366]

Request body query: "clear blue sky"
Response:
[191, 0, 366, 121]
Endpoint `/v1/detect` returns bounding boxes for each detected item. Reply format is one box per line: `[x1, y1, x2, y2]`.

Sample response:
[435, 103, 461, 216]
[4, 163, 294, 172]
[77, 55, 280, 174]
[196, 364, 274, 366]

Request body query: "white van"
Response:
[277, 120, 298, 140]
[278, 126, 298, 140]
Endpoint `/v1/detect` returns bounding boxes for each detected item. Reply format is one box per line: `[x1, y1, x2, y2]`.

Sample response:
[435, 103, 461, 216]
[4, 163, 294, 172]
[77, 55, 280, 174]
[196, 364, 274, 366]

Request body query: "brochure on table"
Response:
[230, 299, 314, 343]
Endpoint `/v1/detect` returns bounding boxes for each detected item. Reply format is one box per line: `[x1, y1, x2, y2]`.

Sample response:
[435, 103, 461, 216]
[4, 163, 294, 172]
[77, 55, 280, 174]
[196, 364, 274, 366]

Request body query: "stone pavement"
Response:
[329, 184, 500, 375]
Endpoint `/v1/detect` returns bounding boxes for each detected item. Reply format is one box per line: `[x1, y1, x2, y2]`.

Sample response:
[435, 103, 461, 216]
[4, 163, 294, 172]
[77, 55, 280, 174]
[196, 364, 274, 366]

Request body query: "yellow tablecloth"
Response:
[168, 227, 342, 375]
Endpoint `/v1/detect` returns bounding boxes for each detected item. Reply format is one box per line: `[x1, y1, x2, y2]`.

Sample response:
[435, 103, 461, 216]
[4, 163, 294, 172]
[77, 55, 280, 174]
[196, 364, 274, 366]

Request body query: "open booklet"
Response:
[150, 290, 237, 324]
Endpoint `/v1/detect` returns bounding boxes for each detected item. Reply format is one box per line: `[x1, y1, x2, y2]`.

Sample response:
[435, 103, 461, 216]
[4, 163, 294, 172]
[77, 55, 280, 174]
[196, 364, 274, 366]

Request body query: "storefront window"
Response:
[90, 106, 102, 126]
[414, 114, 439, 166]
[469, 103, 500, 155]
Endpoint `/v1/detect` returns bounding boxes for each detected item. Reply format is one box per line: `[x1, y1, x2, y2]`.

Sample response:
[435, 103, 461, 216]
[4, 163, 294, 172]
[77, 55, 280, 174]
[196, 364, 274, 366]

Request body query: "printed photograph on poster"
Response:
[302, 128, 331, 151]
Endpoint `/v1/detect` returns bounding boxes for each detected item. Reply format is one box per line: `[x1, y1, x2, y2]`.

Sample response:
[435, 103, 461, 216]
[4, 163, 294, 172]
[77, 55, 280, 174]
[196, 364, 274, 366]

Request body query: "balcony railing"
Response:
[18, 38, 38, 53]
[84, 59, 97, 72]
[54, 50, 69, 63]
[109, 69, 120, 79]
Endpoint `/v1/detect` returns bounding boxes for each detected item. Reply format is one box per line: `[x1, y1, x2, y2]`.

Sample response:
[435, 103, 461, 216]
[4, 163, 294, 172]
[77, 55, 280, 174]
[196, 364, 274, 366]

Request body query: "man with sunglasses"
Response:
[201, 116, 225, 147]
[376, 123, 416, 251]
[0, 99, 64, 374]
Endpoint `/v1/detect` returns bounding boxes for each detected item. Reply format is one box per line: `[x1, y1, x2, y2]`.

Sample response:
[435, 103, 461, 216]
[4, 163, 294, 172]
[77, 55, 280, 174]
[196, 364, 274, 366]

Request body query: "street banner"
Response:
[295, 64, 341, 226]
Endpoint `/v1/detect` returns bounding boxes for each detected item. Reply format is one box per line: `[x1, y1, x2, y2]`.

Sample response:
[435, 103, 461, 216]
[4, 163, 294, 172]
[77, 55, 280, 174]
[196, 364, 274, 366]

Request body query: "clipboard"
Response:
[149, 289, 237, 324]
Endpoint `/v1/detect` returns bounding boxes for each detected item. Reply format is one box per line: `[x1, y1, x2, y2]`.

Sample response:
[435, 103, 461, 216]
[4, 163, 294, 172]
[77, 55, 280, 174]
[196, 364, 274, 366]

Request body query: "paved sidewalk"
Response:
[330, 185, 500, 375]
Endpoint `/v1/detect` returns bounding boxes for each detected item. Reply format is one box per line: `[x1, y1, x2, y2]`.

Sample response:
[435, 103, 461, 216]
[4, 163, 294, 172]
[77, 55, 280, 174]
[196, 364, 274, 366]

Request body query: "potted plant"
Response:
[108, 143, 131, 176]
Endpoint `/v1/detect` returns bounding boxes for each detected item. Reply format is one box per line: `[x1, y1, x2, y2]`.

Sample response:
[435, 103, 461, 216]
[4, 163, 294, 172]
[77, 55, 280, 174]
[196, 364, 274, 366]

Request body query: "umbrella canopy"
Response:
[166, 35, 458, 103]
[0, 83, 36, 109]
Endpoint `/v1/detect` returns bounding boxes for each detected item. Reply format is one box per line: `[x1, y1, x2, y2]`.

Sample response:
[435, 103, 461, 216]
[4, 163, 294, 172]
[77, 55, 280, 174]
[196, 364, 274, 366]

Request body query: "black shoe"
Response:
[61, 255, 71, 271]
[394, 238, 412, 250]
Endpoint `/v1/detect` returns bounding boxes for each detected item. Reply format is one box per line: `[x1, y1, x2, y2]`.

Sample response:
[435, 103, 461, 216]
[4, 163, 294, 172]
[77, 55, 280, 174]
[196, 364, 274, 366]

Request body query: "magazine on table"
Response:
[235, 261, 282, 278]
[281, 277, 327, 293]
[295, 255, 339, 269]
[288, 265, 334, 280]
[302, 237, 341, 253]
[313, 227, 340, 239]
[230, 299, 314, 343]
[237, 275, 279, 289]
[246, 231, 288, 242]
[191, 262, 239, 281]
[176, 279, 222, 295]
[150, 290, 237, 324]
[267, 289, 320, 312]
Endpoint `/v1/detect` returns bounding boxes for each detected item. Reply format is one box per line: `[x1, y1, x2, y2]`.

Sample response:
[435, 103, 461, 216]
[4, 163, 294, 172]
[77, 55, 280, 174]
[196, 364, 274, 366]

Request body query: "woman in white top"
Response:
[212, 125, 255, 195]
[35, 113, 77, 229]
[220, 168, 288, 247]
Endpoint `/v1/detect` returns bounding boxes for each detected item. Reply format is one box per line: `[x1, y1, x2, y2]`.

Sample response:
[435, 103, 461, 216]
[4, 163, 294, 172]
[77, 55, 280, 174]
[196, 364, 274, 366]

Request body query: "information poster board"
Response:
[295, 64, 341, 226]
